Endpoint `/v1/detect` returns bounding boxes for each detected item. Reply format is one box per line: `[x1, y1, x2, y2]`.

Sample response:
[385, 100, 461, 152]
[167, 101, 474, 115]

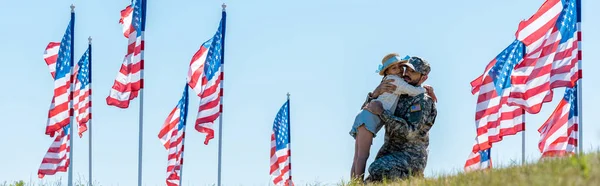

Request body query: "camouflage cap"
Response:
[402, 56, 430, 75]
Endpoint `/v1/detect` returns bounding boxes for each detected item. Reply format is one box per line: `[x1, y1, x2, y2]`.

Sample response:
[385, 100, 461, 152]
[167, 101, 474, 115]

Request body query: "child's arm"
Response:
[391, 77, 426, 96]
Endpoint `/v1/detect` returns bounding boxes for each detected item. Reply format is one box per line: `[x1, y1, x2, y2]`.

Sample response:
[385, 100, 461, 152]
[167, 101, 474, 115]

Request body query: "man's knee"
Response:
[367, 155, 416, 182]
[366, 157, 393, 181]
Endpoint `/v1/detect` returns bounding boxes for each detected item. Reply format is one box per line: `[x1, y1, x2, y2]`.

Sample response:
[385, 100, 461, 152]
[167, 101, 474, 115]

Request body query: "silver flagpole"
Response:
[178, 131, 187, 186]
[287, 92, 292, 186]
[576, 0, 583, 156]
[522, 112, 525, 165]
[179, 85, 190, 186]
[217, 3, 227, 186]
[68, 4, 76, 186]
[178, 128, 188, 186]
[87, 36, 93, 186]
[138, 1, 147, 186]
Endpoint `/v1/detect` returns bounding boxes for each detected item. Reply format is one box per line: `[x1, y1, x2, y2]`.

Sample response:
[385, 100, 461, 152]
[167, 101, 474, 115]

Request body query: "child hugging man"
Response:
[349, 53, 435, 181]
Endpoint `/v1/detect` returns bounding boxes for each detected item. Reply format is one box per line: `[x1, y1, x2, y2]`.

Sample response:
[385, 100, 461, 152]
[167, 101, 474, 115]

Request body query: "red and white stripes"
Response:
[187, 43, 223, 145]
[470, 65, 525, 151]
[164, 129, 184, 186]
[37, 127, 70, 178]
[72, 63, 91, 137]
[158, 85, 188, 186]
[270, 133, 292, 186]
[106, 5, 144, 109]
[43, 42, 61, 79]
[43, 42, 74, 137]
[538, 89, 578, 158]
[508, 0, 581, 114]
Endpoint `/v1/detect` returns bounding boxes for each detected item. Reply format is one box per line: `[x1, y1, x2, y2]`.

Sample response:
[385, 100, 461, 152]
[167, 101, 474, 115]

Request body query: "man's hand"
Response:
[423, 84, 437, 103]
[364, 100, 384, 115]
[372, 79, 396, 98]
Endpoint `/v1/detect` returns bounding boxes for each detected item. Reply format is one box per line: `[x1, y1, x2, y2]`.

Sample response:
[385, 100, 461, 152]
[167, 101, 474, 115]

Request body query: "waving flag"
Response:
[43, 42, 61, 79]
[44, 16, 74, 137]
[187, 13, 225, 145]
[158, 85, 189, 186]
[507, 0, 581, 114]
[73, 46, 91, 137]
[469, 40, 526, 152]
[37, 125, 71, 178]
[538, 85, 578, 157]
[106, 0, 146, 108]
[468, 0, 582, 158]
[464, 142, 492, 172]
[270, 100, 293, 186]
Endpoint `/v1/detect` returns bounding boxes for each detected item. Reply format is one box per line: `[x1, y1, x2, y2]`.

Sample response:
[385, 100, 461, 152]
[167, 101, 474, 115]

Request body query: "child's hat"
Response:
[376, 53, 410, 76]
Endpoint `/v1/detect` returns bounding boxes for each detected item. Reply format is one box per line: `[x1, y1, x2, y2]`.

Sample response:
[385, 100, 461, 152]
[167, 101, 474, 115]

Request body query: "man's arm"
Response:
[361, 92, 375, 109]
[390, 76, 426, 96]
[379, 109, 409, 127]
[362, 78, 398, 109]
[381, 97, 437, 139]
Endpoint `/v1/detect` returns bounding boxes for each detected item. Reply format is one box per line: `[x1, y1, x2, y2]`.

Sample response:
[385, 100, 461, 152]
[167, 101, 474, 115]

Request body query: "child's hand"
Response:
[423, 85, 438, 103]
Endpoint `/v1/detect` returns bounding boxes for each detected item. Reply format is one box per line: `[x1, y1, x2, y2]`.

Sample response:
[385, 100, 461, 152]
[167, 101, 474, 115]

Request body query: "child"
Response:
[349, 53, 431, 181]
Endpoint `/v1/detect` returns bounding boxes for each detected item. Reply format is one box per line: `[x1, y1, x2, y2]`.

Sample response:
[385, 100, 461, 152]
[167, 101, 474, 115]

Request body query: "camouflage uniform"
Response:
[363, 56, 437, 182]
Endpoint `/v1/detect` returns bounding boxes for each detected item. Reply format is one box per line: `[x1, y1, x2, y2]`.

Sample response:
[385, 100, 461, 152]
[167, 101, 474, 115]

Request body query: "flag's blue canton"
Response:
[487, 39, 525, 96]
[177, 86, 189, 131]
[564, 85, 578, 119]
[203, 19, 224, 80]
[77, 48, 90, 88]
[480, 149, 490, 162]
[273, 101, 290, 151]
[62, 124, 70, 137]
[557, 0, 578, 44]
[55, 21, 73, 80]
[132, 0, 143, 36]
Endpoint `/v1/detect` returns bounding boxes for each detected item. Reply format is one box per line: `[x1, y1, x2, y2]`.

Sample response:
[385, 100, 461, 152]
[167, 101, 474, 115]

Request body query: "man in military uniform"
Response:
[362, 56, 437, 182]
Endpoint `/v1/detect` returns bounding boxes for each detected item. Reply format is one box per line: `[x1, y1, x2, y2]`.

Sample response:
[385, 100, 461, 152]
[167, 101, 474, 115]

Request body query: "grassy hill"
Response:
[3, 152, 598, 186]
[341, 152, 598, 186]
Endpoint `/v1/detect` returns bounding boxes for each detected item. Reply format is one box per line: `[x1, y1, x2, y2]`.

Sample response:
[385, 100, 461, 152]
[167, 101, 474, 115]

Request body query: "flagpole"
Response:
[68, 4, 75, 186]
[217, 4, 227, 186]
[576, 0, 583, 156]
[179, 85, 190, 186]
[87, 36, 93, 186]
[178, 132, 187, 186]
[287, 92, 292, 186]
[138, 1, 147, 186]
[522, 112, 525, 165]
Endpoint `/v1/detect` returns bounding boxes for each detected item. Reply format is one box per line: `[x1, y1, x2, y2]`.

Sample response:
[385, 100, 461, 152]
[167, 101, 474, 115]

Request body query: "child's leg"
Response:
[351, 139, 358, 179]
[354, 125, 374, 181]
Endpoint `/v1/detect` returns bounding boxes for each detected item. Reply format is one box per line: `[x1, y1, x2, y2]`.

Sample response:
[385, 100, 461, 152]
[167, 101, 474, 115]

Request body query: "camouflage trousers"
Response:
[365, 152, 427, 182]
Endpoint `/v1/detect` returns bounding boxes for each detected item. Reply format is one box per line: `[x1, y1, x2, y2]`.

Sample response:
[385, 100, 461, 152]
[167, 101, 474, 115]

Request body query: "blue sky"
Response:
[1, 0, 599, 185]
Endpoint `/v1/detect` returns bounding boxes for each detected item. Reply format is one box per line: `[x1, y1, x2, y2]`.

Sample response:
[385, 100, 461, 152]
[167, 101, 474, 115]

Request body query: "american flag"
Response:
[43, 17, 74, 137]
[469, 39, 526, 152]
[506, 0, 582, 114]
[538, 85, 578, 157]
[43, 42, 61, 79]
[158, 85, 189, 186]
[187, 13, 225, 145]
[270, 100, 293, 186]
[464, 143, 492, 172]
[467, 0, 582, 156]
[37, 125, 71, 178]
[73, 46, 91, 137]
[106, 0, 145, 108]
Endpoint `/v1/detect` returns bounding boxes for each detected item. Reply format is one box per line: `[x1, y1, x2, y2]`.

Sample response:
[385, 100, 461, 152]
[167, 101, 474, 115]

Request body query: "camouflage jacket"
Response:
[362, 92, 437, 181]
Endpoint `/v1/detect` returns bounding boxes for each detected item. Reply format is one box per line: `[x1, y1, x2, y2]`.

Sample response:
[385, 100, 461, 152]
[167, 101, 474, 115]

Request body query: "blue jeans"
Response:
[349, 109, 383, 139]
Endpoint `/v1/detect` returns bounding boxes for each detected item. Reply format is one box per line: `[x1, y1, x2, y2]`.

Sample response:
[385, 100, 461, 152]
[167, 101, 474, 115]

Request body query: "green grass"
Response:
[1, 173, 98, 186]
[4, 152, 598, 186]
[340, 152, 599, 186]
